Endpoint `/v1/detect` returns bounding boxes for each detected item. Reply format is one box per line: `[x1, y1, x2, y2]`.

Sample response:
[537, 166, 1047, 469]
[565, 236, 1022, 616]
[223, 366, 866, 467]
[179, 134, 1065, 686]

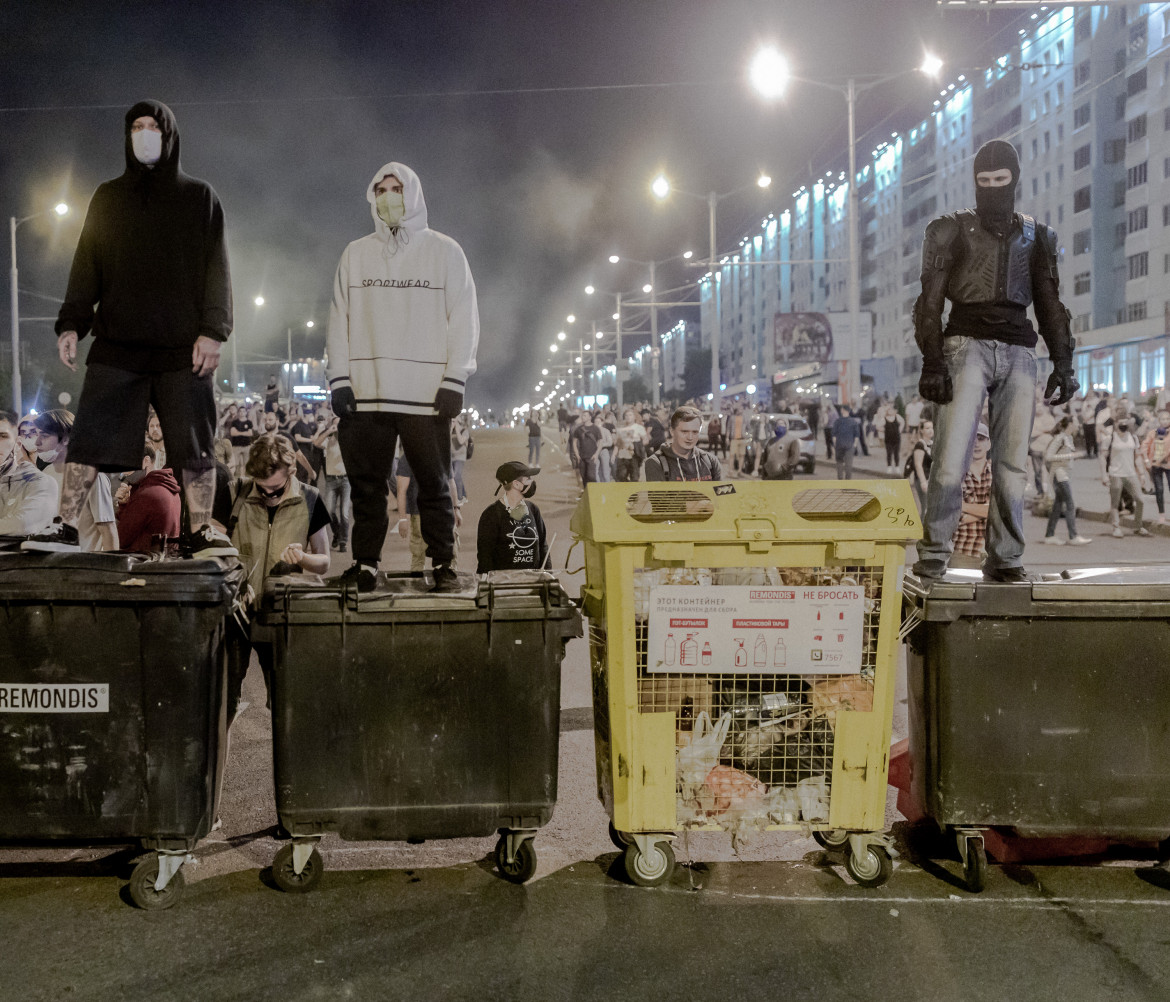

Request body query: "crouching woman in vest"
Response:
[221, 433, 332, 720]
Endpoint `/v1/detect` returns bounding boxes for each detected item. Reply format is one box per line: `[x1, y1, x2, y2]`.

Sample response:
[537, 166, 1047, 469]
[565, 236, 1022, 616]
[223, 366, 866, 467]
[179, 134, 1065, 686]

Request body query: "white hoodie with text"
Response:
[327, 162, 479, 415]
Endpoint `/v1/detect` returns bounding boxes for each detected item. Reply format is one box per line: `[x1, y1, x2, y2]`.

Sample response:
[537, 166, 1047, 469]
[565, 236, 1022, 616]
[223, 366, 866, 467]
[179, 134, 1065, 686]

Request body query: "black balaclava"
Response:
[972, 139, 1020, 234]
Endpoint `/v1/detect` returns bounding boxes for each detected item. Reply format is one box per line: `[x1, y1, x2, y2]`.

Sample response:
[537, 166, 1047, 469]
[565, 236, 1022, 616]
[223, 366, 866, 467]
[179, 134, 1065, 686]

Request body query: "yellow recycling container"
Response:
[570, 479, 920, 887]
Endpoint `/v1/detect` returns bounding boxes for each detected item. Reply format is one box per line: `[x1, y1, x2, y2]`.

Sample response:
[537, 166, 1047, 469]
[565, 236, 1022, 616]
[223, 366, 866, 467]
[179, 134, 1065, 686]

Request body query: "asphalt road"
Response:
[3, 424, 1170, 1002]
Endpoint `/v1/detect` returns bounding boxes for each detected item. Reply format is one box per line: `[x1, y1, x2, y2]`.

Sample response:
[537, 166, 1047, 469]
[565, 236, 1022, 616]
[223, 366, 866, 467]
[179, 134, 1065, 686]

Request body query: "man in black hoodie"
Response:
[644, 406, 723, 482]
[23, 100, 235, 556]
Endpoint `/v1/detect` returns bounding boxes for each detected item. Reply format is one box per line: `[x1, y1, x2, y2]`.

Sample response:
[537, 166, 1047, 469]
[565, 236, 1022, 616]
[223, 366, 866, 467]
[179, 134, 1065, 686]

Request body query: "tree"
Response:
[621, 374, 650, 405]
[682, 347, 712, 401]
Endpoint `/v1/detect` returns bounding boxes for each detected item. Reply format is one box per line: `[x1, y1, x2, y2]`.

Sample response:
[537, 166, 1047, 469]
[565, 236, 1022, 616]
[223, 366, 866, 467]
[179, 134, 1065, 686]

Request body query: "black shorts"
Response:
[67, 363, 216, 473]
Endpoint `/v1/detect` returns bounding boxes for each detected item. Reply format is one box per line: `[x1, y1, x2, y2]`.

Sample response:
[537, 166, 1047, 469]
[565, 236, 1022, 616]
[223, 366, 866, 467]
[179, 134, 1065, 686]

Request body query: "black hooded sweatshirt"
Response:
[56, 100, 233, 372]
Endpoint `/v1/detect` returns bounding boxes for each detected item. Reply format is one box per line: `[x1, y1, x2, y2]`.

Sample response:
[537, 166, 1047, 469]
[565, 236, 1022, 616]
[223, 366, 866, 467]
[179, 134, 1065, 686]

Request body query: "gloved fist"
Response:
[434, 387, 463, 420]
[1044, 370, 1079, 407]
[331, 386, 357, 417]
[919, 359, 953, 405]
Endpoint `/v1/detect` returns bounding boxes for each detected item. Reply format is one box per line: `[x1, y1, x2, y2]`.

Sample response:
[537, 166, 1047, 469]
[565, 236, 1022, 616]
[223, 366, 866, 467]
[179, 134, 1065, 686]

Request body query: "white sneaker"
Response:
[1041, 536, 1065, 545]
[1068, 536, 1092, 545]
[1112, 526, 1124, 538]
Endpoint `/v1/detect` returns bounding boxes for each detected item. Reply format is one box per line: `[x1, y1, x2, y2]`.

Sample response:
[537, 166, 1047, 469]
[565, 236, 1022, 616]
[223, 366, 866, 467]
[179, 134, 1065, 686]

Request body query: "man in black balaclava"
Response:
[24, 100, 236, 557]
[909, 139, 1078, 583]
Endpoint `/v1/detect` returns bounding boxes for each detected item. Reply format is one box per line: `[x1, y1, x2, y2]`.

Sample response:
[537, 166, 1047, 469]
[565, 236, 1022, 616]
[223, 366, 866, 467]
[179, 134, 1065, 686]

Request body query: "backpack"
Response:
[903, 445, 930, 480]
[578, 427, 599, 460]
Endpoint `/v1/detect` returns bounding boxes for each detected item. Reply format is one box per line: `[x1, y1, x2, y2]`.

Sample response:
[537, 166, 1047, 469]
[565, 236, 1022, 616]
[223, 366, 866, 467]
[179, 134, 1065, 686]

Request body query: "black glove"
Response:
[434, 387, 463, 420]
[1044, 369, 1079, 407]
[331, 386, 357, 417]
[918, 358, 953, 405]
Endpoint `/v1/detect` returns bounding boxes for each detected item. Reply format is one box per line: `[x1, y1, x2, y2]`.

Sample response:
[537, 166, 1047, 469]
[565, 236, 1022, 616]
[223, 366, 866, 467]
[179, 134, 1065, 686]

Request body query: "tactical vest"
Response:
[945, 209, 1036, 307]
[228, 476, 312, 596]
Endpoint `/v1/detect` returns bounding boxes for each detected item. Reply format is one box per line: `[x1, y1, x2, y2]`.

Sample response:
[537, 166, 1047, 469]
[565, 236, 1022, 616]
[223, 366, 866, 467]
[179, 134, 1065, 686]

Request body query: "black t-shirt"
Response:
[229, 418, 253, 447]
[526, 418, 541, 439]
[293, 420, 323, 474]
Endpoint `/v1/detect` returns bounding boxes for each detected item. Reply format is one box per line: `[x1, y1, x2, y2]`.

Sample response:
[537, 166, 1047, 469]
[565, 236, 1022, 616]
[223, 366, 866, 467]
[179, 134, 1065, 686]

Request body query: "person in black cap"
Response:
[910, 138, 1078, 583]
[476, 461, 547, 572]
[24, 99, 235, 558]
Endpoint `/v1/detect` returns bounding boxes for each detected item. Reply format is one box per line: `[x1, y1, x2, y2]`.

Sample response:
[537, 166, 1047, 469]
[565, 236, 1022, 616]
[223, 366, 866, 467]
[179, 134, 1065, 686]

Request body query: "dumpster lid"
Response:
[0, 551, 242, 602]
[905, 564, 1170, 615]
[262, 569, 575, 616]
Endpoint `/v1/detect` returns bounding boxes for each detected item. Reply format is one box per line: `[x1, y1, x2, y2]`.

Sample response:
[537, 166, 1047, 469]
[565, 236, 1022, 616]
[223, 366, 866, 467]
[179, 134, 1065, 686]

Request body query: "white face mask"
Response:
[19, 435, 37, 454]
[37, 447, 60, 464]
[131, 129, 162, 164]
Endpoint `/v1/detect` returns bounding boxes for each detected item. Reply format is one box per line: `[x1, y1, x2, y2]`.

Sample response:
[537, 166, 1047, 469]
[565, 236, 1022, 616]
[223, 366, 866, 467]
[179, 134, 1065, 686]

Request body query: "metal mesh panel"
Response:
[632, 564, 883, 832]
[791, 488, 881, 522]
[625, 490, 716, 523]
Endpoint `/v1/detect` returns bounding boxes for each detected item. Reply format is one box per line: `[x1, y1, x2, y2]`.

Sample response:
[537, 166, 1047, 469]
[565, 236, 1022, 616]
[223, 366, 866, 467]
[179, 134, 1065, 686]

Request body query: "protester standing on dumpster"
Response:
[326, 162, 479, 594]
[23, 100, 235, 559]
[911, 139, 1079, 582]
[477, 461, 548, 572]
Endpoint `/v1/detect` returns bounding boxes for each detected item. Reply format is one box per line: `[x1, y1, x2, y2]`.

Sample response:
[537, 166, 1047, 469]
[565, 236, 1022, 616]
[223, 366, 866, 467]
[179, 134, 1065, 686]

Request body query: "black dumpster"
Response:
[903, 566, 1170, 891]
[0, 552, 242, 908]
[257, 570, 582, 890]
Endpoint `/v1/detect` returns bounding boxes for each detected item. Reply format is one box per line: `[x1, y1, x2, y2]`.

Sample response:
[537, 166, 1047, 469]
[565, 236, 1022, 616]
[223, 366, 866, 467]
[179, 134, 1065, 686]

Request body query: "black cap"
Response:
[496, 461, 539, 485]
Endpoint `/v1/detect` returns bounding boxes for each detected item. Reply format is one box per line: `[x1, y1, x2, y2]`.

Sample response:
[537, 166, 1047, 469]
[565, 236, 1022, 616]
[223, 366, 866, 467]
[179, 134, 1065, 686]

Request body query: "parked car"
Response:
[743, 412, 816, 476]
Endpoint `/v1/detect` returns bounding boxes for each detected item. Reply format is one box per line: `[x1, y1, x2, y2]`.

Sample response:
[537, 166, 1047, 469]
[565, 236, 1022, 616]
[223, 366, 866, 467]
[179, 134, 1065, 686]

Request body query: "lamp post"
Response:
[747, 44, 941, 406]
[9, 202, 69, 413]
[650, 176, 771, 417]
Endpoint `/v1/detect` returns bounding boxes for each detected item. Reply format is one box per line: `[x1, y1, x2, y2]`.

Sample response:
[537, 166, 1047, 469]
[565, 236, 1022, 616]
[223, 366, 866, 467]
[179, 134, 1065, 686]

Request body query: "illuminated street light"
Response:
[254, 295, 265, 307]
[608, 255, 620, 264]
[748, 45, 789, 99]
[682, 250, 693, 260]
[757, 174, 772, 189]
[549, 344, 558, 352]
[584, 285, 595, 295]
[557, 331, 566, 341]
[53, 202, 69, 217]
[611, 312, 619, 320]
[583, 344, 591, 351]
[541, 368, 549, 375]
[642, 283, 652, 294]
[305, 320, 315, 328]
[920, 52, 944, 77]
[567, 314, 576, 323]
[651, 174, 670, 199]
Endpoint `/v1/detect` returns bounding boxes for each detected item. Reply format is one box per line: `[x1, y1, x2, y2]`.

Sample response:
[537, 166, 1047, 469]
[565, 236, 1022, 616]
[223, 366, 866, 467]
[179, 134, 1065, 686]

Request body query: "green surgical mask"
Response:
[376, 191, 405, 228]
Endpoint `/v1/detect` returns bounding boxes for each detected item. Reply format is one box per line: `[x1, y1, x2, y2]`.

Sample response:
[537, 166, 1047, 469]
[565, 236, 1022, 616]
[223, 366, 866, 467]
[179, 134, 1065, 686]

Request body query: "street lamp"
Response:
[749, 44, 941, 405]
[651, 173, 773, 415]
[10, 201, 71, 412]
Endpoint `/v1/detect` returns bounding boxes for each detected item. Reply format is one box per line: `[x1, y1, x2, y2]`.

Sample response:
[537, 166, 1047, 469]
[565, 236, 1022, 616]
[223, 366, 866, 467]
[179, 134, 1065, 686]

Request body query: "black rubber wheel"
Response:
[813, 829, 850, 851]
[495, 836, 538, 884]
[608, 821, 634, 850]
[622, 839, 675, 887]
[963, 838, 988, 893]
[271, 843, 324, 893]
[845, 844, 893, 888]
[128, 857, 185, 910]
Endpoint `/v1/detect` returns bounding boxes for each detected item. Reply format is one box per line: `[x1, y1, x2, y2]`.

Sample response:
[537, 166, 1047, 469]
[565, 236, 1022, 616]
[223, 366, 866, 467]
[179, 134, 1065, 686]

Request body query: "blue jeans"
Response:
[451, 459, 466, 501]
[528, 436, 541, 466]
[1152, 466, 1169, 515]
[322, 473, 351, 546]
[1045, 478, 1078, 539]
[916, 336, 1037, 572]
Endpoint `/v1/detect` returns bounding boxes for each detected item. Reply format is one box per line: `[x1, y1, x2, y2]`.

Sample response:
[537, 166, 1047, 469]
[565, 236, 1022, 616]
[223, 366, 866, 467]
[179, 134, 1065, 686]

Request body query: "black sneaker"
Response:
[180, 524, 239, 559]
[337, 562, 378, 593]
[21, 519, 80, 553]
[982, 565, 1030, 583]
[430, 564, 461, 593]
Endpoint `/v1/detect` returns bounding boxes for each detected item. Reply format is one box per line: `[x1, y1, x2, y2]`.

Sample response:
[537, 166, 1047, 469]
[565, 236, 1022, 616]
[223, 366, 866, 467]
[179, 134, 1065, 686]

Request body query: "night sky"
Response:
[2, 0, 1025, 413]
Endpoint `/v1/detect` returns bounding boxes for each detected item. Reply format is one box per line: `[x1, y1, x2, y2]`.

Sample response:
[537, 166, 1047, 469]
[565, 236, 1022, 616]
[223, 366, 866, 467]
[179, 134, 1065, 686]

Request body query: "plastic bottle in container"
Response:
[701, 641, 712, 666]
[680, 634, 698, 667]
[753, 633, 768, 667]
[664, 633, 676, 667]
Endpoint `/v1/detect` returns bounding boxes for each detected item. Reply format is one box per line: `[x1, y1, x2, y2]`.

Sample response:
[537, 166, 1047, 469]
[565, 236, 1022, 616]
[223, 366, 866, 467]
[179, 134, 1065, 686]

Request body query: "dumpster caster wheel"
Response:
[962, 838, 987, 893]
[128, 858, 185, 910]
[495, 835, 537, 884]
[608, 821, 634, 850]
[845, 844, 893, 888]
[272, 843, 323, 893]
[813, 829, 850, 851]
[623, 839, 674, 887]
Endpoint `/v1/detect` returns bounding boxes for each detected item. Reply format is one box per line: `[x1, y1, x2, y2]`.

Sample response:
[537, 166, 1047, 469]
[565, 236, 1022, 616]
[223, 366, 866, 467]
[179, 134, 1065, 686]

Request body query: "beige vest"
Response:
[229, 476, 311, 596]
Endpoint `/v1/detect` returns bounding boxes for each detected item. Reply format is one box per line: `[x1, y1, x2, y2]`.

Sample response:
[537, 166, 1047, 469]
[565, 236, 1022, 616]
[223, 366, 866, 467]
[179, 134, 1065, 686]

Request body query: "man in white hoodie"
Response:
[327, 162, 479, 592]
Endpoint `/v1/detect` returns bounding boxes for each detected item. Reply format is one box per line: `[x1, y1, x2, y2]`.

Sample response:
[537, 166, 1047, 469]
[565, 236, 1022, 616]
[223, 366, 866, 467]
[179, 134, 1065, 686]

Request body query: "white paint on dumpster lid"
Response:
[0, 683, 109, 713]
